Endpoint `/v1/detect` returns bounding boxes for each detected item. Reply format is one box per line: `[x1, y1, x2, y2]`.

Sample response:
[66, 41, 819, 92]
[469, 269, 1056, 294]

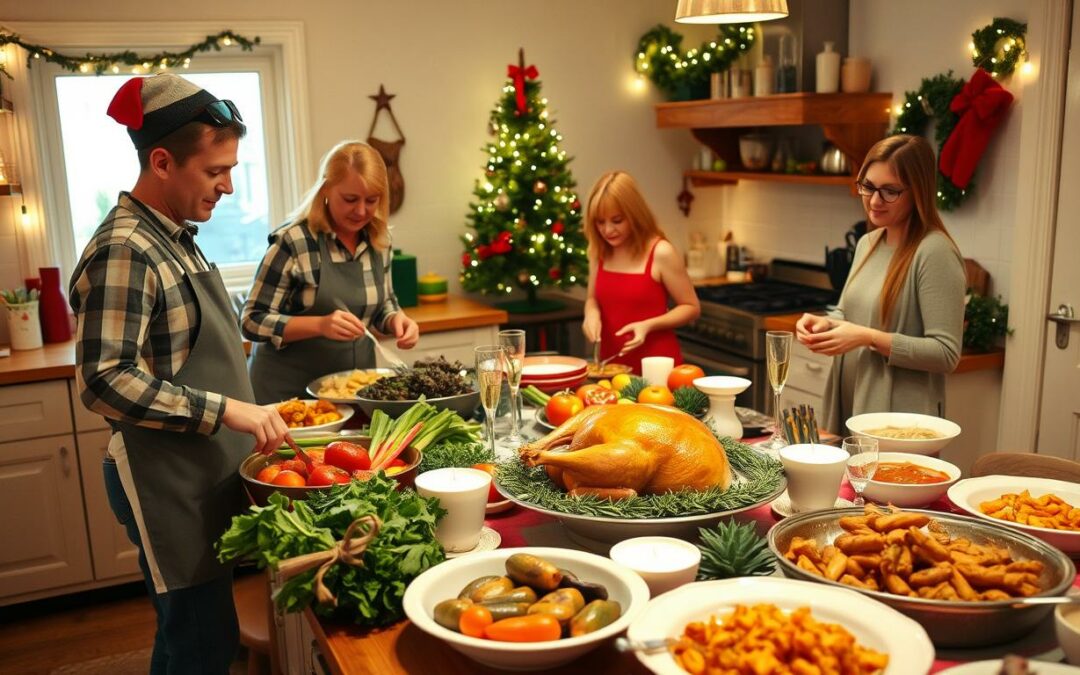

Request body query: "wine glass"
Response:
[474, 346, 506, 458]
[759, 331, 793, 452]
[499, 329, 526, 446]
[844, 436, 880, 507]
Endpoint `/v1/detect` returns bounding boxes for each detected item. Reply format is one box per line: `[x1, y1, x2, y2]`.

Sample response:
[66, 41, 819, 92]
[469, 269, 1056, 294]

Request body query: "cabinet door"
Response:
[77, 429, 140, 580]
[0, 435, 93, 597]
[786, 343, 832, 398]
[780, 386, 824, 420]
[0, 380, 73, 443]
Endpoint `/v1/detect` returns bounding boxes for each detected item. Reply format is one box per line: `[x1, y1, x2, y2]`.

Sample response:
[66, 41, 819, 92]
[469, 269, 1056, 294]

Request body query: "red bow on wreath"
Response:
[507, 48, 538, 116]
[938, 68, 1014, 190]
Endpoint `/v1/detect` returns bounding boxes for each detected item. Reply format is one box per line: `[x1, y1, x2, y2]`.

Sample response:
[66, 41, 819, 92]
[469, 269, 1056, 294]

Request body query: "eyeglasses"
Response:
[196, 99, 245, 129]
[855, 181, 906, 203]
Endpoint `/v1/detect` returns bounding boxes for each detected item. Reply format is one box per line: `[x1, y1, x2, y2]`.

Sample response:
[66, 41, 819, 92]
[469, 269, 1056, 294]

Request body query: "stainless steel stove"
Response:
[677, 260, 838, 412]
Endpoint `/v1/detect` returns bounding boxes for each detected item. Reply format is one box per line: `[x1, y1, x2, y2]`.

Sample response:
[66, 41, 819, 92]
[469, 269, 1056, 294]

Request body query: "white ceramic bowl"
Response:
[862, 452, 961, 508]
[520, 355, 588, 381]
[948, 475, 1080, 557]
[523, 374, 588, 394]
[627, 577, 934, 675]
[402, 547, 650, 671]
[845, 412, 961, 455]
[1057, 602, 1080, 666]
[274, 399, 353, 433]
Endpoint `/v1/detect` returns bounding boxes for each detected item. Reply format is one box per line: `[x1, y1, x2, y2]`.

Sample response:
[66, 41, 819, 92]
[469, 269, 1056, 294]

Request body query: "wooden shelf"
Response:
[0, 184, 22, 196]
[657, 92, 893, 188]
[686, 169, 854, 187]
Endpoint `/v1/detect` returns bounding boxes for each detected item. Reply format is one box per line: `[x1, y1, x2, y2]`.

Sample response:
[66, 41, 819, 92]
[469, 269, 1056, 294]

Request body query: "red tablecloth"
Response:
[484, 479, 1071, 672]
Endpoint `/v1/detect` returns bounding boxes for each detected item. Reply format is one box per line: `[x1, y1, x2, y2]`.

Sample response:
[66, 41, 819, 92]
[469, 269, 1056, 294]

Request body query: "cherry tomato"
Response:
[255, 464, 282, 484]
[471, 463, 500, 502]
[459, 605, 494, 638]
[667, 364, 706, 391]
[271, 469, 307, 487]
[582, 388, 618, 406]
[637, 385, 676, 407]
[483, 614, 562, 642]
[279, 459, 309, 478]
[545, 392, 584, 426]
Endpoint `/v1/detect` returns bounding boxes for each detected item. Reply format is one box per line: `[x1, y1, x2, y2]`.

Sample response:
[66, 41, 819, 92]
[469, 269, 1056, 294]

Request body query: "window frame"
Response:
[13, 21, 311, 292]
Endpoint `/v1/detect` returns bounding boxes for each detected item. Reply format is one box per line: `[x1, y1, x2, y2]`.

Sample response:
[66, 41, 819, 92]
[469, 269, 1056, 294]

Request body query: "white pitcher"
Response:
[5, 301, 43, 350]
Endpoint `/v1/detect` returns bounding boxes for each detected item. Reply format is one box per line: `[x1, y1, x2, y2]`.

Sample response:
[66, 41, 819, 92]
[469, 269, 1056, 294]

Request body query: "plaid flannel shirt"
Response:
[240, 221, 400, 349]
[68, 193, 225, 435]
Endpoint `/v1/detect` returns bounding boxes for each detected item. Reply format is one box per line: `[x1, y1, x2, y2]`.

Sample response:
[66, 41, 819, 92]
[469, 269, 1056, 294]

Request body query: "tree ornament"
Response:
[462, 253, 472, 266]
[552, 221, 565, 235]
[488, 120, 499, 136]
[570, 199, 581, 211]
[486, 169, 495, 178]
[533, 180, 548, 194]
[677, 176, 694, 217]
[548, 268, 561, 281]
[517, 271, 530, 285]
[494, 193, 510, 211]
[516, 215, 527, 231]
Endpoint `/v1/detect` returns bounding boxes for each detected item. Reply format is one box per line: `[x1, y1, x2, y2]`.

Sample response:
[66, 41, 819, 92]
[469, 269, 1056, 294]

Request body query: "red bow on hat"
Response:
[107, 78, 145, 129]
[938, 68, 1014, 190]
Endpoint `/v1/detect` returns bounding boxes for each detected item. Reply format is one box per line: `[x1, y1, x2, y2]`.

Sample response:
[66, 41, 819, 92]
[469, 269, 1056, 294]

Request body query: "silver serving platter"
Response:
[306, 368, 480, 419]
[768, 507, 1076, 648]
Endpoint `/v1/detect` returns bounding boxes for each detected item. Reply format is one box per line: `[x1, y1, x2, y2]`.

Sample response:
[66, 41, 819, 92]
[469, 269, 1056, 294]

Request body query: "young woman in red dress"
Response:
[582, 171, 700, 374]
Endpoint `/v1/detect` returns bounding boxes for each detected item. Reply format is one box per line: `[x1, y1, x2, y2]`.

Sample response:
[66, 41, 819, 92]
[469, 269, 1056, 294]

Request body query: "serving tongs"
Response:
[591, 339, 631, 374]
[282, 434, 317, 471]
[332, 299, 410, 374]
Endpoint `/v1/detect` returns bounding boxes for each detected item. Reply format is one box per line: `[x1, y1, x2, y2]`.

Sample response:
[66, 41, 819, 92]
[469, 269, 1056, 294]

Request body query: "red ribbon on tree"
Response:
[507, 48, 538, 116]
[938, 68, 1014, 190]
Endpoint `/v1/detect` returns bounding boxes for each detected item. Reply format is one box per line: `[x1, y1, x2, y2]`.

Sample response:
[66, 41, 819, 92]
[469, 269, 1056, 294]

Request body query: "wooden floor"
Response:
[0, 583, 247, 674]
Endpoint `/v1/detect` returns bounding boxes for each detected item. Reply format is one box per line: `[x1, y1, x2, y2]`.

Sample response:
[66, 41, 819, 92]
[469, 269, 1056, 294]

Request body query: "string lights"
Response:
[634, 24, 755, 100]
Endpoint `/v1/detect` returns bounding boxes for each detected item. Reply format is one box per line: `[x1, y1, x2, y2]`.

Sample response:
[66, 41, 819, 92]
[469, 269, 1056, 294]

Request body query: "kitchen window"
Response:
[25, 28, 308, 292]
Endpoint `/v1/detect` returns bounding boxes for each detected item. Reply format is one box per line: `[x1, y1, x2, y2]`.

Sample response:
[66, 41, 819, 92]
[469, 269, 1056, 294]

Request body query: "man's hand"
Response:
[221, 399, 290, 455]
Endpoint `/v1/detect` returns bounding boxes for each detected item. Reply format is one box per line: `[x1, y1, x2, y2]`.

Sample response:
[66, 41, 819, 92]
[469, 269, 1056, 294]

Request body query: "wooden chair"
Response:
[233, 572, 272, 675]
[970, 452, 1080, 483]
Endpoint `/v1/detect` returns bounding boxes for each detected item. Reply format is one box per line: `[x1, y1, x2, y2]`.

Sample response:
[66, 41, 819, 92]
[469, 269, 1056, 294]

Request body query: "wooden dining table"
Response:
[305, 434, 1073, 675]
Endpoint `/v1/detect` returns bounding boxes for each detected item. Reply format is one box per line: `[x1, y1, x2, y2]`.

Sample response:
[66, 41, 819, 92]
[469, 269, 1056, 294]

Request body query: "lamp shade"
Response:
[675, 0, 788, 23]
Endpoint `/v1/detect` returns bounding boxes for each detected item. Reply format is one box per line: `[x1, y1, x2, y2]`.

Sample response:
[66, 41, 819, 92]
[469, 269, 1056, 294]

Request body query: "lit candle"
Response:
[609, 536, 701, 596]
[641, 356, 675, 387]
[414, 468, 491, 553]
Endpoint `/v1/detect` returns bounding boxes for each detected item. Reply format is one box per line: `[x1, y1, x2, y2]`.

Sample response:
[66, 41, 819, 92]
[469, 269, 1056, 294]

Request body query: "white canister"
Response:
[815, 42, 841, 94]
[841, 57, 872, 93]
[5, 301, 43, 351]
[754, 55, 775, 96]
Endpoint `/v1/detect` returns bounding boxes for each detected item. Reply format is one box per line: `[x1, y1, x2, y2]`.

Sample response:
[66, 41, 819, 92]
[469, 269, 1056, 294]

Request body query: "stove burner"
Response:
[695, 282, 838, 314]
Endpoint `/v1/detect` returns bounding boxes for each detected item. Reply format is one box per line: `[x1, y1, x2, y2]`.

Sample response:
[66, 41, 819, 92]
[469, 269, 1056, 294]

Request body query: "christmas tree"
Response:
[460, 49, 588, 311]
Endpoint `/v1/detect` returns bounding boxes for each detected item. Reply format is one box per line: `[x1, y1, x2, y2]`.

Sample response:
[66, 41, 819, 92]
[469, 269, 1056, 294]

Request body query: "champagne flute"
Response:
[474, 346, 506, 458]
[498, 329, 527, 445]
[759, 331, 793, 451]
[844, 436, 880, 506]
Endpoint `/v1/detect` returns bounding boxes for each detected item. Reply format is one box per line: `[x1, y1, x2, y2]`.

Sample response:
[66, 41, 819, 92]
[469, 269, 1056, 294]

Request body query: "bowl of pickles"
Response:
[402, 548, 650, 671]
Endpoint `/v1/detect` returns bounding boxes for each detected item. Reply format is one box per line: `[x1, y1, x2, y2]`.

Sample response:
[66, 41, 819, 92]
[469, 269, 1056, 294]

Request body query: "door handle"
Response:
[59, 445, 71, 477]
[1048, 304, 1078, 349]
[805, 362, 824, 372]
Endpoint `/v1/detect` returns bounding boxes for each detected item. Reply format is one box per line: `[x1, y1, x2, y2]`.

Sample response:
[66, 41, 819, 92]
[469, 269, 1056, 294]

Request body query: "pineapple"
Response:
[697, 520, 776, 580]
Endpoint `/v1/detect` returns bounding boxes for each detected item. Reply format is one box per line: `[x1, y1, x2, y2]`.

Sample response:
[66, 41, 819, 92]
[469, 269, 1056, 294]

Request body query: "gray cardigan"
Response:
[822, 229, 966, 434]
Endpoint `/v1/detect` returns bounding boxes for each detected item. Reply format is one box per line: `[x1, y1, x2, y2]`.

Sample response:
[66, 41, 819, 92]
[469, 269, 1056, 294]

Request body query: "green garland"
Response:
[964, 294, 1011, 352]
[495, 434, 784, 519]
[634, 24, 756, 101]
[890, 18, 1027, 211]
[0, 30, 260, 79]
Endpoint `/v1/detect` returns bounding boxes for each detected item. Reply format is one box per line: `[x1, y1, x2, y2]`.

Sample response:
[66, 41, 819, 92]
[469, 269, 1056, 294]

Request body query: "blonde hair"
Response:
[286, 141, 391, 250]
[849, 135, 958, 326]
[584, 171, 666, 260]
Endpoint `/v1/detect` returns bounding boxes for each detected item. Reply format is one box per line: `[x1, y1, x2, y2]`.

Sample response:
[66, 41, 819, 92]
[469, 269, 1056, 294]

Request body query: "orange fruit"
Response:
[637, 385, 675, 406]
[271, 469, 307, 487]
[667, 364, 706, 391]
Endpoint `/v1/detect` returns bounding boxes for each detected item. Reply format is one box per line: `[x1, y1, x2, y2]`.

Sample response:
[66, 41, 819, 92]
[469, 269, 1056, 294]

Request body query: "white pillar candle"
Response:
[609, 536, 701, 597]
[641, 356, 675, 387]
[414, 468, 491, 552]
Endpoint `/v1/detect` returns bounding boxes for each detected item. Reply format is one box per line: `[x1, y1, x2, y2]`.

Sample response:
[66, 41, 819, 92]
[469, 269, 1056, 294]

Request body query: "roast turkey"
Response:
[519, 403, 731, 499]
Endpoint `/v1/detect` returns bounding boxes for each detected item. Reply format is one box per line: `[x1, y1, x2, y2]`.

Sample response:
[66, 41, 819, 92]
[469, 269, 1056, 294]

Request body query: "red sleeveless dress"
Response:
[594, 239, 683, 374]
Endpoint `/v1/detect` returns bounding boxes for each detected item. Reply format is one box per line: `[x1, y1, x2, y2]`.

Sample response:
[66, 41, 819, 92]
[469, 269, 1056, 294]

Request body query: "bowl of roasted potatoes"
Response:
[273, 398, 353, 433]
[767, 504, 1075, 647]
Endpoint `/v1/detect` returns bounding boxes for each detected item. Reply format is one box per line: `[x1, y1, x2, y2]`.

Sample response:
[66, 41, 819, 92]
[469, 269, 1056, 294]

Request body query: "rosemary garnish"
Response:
[495, 435, 784, 519]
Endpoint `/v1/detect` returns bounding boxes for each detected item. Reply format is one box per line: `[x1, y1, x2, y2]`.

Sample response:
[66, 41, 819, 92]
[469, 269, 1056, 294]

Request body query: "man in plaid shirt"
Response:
[69, 74, 288, 674]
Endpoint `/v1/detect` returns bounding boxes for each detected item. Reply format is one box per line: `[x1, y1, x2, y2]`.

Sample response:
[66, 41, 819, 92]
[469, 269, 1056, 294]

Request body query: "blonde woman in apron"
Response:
[244, 141, 419, 404]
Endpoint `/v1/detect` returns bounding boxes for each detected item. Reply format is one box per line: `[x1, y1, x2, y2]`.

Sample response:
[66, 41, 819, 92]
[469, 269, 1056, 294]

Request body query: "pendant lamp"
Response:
[675, 0, 789, 23]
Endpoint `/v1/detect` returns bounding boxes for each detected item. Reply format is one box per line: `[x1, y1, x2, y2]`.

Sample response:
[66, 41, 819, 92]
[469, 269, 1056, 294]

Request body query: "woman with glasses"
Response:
[582, 171, 700, 374]
[242, 141, 419, 404]
[796, 135, 965, 433]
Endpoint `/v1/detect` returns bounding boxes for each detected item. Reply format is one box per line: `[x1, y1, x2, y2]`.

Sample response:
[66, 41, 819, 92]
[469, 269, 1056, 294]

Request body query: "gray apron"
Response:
[114, 203, 256, 592]
[249, 231, 385, 404]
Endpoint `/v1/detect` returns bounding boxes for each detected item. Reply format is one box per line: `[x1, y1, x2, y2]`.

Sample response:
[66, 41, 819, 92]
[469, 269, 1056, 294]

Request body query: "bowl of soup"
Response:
[845, 412, 961, 455]
[862, 452, 961, 508]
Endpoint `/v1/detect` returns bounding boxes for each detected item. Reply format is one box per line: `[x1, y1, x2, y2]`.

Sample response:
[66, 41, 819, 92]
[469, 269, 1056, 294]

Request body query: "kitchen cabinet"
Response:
[655, 92, 892, 188]
[779, 341, 828, 415]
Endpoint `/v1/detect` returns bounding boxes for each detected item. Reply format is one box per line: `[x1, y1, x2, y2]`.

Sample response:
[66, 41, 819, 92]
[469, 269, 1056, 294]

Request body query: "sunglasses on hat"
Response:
[196, 99, 245, 129]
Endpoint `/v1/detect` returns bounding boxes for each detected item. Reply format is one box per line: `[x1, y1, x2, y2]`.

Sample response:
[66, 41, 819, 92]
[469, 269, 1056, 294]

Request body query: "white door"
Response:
[1037, 10, 1080, 459]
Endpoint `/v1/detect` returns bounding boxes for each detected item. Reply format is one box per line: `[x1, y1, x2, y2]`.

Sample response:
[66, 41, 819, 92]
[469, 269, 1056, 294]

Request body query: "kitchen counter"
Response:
[762, 312, 1004, 374]
[0, 295, 508, 386]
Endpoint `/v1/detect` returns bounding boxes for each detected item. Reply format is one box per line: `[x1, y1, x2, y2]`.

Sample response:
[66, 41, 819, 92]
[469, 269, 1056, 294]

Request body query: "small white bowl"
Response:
[845, 412, 961, 455]
[862, 452, 961, 508]
[275, 399, 353, 433]
[1056, 603, 1080, 666]
[403, 546, 650, 671]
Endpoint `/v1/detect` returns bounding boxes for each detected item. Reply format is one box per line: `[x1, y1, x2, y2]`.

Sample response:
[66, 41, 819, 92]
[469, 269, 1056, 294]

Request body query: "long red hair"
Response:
[850, 135, 958, 326]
